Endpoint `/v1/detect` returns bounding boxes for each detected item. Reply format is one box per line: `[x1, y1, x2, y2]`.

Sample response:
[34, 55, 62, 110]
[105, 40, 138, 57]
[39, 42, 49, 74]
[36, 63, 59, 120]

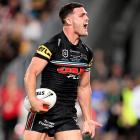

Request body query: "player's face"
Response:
[71, 7, 89, 36]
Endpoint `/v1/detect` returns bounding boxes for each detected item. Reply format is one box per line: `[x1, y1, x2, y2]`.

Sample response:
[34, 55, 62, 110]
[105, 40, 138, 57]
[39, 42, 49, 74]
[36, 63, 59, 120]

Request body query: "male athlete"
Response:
[24, 2, 102, 140]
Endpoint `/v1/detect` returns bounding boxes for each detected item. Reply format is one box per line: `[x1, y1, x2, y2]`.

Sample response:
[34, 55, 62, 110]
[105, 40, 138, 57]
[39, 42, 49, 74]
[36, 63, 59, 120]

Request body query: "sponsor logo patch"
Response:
[39, 119, 55, 129]
[36, 45, 52, 59]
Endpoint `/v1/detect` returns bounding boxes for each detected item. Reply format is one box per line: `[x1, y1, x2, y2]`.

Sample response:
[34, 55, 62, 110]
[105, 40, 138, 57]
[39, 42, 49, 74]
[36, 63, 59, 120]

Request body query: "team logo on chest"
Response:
[62, 49, 68, 58]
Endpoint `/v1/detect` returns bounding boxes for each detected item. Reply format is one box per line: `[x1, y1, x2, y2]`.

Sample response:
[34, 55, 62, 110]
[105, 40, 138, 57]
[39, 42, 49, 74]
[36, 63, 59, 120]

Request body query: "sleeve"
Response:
[34, 42, 55, 62]
[85, 47, 94, 72]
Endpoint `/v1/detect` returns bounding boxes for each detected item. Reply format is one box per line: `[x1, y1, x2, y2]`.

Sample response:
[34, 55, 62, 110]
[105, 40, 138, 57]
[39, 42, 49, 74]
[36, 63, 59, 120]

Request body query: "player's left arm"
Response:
[77, 71, 102, 138]
[78, 71, 92, 121]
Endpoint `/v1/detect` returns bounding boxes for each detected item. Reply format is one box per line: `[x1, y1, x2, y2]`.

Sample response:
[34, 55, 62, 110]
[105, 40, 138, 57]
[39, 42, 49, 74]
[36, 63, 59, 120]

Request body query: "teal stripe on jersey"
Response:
[50, 60, 88, 67]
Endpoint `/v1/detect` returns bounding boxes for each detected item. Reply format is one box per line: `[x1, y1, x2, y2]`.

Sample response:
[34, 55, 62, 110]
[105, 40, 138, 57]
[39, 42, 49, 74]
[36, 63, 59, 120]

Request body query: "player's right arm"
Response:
[24, 57, 49, 112]
[25, 41, 55, 112]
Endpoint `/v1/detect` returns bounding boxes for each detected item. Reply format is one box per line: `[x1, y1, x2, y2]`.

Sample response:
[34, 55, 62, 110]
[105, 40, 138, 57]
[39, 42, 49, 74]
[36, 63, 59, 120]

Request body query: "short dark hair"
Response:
[59, 2, 84, 24]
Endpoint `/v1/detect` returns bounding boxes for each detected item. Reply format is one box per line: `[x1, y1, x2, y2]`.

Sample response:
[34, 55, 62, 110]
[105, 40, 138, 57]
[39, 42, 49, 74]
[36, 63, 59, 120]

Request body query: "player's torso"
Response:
[41, 34, 90, 99]
[34, 32, 92, 117]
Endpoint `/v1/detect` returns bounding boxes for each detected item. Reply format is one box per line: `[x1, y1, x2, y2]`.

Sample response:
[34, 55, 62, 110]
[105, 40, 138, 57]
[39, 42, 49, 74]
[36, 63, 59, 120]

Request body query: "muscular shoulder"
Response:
[44, 32, 61, 51]
[34, 32, 61, 61]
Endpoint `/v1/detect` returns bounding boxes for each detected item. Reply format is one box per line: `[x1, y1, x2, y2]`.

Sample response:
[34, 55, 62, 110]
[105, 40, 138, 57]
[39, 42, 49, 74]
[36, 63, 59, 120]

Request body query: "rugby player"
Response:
[24, 2, 102, 140]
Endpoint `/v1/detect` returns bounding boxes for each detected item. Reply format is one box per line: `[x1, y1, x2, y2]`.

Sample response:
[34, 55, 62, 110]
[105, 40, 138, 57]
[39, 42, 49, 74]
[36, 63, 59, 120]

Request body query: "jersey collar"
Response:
[60, 31, 82, 47]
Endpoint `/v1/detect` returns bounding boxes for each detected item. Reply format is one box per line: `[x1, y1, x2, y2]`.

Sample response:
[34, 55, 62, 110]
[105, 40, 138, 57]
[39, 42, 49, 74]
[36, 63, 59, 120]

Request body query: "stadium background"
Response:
[0, 0, 140, 140]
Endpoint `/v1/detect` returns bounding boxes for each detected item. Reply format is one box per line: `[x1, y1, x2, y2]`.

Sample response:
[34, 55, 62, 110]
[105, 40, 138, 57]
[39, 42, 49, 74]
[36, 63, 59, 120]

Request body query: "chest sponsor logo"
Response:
[57, 67, 85, 75]
[62, 49, 68, 58]
[70, 49, 80, 54]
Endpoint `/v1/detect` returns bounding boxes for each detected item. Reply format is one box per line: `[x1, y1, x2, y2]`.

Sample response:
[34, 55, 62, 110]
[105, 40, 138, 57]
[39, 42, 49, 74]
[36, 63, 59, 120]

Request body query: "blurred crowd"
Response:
[90, 49, 140, 140]
[0, 0, 59, 77]
[0, 0, 59, 140]
[0, 0, 140, 140]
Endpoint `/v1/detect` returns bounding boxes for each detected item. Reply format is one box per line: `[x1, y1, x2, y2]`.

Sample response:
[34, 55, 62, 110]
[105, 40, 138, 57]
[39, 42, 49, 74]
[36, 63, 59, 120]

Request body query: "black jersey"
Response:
[25, 32, 93, 136]
[34, 31, 93, 118]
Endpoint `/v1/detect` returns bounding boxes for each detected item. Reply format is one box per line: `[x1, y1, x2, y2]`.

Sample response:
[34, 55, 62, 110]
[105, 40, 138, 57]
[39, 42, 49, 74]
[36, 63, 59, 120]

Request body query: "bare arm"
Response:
[78, 71, 92, 121]
[24, 57, 48, 112]
[78, 71, 102, 137]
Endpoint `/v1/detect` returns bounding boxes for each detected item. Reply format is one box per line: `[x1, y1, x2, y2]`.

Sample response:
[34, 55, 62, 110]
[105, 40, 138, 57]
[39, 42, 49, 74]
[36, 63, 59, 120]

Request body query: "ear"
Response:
[65, 17, 72, 25]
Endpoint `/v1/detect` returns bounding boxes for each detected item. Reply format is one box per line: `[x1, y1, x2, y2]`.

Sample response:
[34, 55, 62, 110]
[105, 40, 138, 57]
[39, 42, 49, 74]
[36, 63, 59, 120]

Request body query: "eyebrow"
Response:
[79, 12, 88, 16]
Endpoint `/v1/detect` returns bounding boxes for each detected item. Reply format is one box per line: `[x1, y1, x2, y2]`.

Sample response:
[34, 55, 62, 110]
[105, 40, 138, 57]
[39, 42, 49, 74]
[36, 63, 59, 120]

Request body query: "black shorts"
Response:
[25, 112, 80, 137]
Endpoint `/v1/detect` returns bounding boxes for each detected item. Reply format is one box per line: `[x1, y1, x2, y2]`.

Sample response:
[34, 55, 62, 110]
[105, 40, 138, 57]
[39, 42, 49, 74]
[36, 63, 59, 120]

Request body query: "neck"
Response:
[63, 26, 80, 45]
